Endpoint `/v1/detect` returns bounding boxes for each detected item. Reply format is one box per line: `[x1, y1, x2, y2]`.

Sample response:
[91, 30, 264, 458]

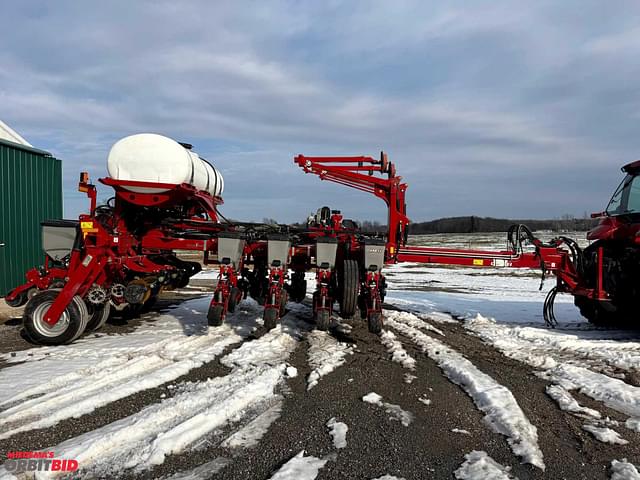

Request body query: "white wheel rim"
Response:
[32, 302, 71, 337]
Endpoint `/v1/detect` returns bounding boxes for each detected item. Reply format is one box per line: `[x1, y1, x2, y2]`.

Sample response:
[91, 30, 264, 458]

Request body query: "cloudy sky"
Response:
[1, 1, 638, 223]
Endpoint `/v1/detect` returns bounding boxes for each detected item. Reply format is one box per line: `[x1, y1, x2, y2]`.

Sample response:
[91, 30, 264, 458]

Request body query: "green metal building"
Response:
[0, 138, 63, 295]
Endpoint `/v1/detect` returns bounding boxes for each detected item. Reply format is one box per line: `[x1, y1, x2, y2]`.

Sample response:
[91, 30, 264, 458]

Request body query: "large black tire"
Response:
[574, 296, 618, 326]
[228, 287, 241, 313]
[339, 260, 359, 318]
[368, 311, 383, 335]
[315, 310, 331, 331]
[208, 304, 225, 326]
[23, 290, 86, 345]
[86, 302, 111, 332]
[264, 307, 278, 330]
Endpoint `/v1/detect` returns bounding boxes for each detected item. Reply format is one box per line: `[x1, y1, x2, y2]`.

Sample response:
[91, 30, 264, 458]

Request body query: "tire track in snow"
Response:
[2, 315, 307, 479]
[0, 301, 263, 439]
[386, 311, 545, 469]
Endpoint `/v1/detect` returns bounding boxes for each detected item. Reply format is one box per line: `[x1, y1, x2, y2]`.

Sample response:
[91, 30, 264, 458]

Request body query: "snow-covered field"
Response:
[1, 231, 639, 479]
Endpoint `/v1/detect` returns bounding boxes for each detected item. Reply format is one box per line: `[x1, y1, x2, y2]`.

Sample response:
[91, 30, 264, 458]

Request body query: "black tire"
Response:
[368, 311, 383, 335]
[23, 290, 86, 345]
[574, 296, 617, 326]
[140, 294, 158, 314]
[86, 302, 111, 332]
[279, 290, 288, 317]
[315, 310, 331, 331]
[5, 288, 30, 307]
[339, 259, 359, 318]
[228, 287, 241, 313]
[208, 304, 225, 326]
[264, 307, 278, 330]
[290, 272, 307, 303]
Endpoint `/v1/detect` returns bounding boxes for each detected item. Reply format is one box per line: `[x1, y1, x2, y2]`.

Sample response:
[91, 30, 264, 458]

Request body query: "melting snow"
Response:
[268, 450, 328, 480]
[611, 459, 640, 480]
[362, 392, 414, 427]
[386, 311, 545, 470]
[454, 451, 514, 480]
[220, 401, 283, 449]
[582, 424, 628, 445]
[327, 417, 348, 449]
[380, 330, 416, 370]
[23, 314, 306, 478]
[545, 384, 600, 419]
[306, 330, 353, 390]
[452, 428, 471, 435]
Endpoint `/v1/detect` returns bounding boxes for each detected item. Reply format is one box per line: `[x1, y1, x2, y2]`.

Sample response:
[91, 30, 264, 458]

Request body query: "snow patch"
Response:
[371, 476, 407, 480]
[31, 315, 306, 477]
[454, 451, 514, 480]
[160, 457, 229, 480]
[362, 392, 414, 427]
[387, 314, 545, 470]
[220, 402, 283, 449]
[306, 331, 353, 390]
[327, 418, 348, 449]
[452, 428, 471, 435]
[625, 418, 640, 432]
[545, 384, 600, 418]
[582, 424, 628, 445]
[268, 450, 328, 480]
[286, 366, 298, 378]
[418, 396, 431, 406]
[611, 459, 640, 480]
[380, 330, 416, 370]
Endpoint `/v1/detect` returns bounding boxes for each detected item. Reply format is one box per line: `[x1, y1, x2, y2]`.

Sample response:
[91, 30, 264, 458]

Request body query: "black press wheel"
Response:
[279, 290, 289, 317]
[315, 310, 331, 331]
[228, 287, 241, 313]
[23, 290, 86, 345]
[86, 302, 111, 332]
[339, 259, 359, 318]
[264, 307, 278, 330]
[208, 304, 225, 326]
[367, 311, 383, 335]
[6, 288, 33, 308]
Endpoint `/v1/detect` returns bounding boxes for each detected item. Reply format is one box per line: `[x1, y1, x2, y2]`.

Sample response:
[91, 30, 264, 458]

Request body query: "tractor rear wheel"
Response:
[23, 290, 86, 345]
[264, 307, 278, 330]
[339, 260, 359, 318]
[367, 311, 383, 335]
[208, 305, 225, 326]
[315, 310, 331, 331]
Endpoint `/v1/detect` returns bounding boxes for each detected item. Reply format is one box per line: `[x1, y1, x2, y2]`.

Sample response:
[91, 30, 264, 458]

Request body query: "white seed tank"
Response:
[106, 133, 224, 196]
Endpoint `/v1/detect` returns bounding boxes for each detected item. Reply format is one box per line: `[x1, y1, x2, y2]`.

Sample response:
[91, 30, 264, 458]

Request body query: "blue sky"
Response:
[1, 1, 638, 222]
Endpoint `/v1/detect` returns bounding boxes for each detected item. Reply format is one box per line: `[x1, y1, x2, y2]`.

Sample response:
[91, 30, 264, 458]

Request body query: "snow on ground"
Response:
[306, 330, 353, 390]
[452, 428, 471, 435]
[379, 330, 416, 370]
[6, 311, 308, 479]
[220, 401, 283, 449]
[362, 392, 414, 427]
[326, 417, 348, 449]
[268, 450, 328, 480]
[582, 424, 629, 445]
[370, 476, 406, 480]
[159, 457, 229, 480]
[610, 459, 640, 480]
[545, 384, 601, 419]
[386, 311, 545, 469]
[454, 451, 515, 480]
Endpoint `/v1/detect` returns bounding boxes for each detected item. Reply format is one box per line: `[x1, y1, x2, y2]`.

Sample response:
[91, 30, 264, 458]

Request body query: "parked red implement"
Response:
[5, 138, 638, 345]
